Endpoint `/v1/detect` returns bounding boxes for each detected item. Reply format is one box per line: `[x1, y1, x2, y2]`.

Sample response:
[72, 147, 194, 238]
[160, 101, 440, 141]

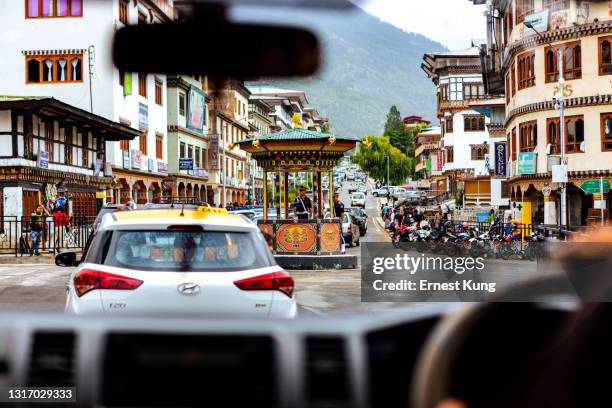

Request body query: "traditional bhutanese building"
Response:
[471, 0, 612, 225]
[0, 97, 138, 218]
[414, 126, 444, 190]
[422, 46, 507, 207]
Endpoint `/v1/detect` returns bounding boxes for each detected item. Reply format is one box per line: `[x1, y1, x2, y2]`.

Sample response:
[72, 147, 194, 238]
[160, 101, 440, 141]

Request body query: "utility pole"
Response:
[557, 47, 568, 228]
[387, 155, 390, 186]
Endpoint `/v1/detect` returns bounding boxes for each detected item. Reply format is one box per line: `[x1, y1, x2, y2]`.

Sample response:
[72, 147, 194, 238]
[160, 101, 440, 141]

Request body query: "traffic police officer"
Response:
[333, 191, 345, 219]
[294, 186, 313, 220]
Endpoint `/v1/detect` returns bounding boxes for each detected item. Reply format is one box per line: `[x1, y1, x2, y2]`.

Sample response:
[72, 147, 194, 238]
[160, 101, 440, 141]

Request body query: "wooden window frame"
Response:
[516, 0, 533, 24]
[179, 92, 186, 116]
[564, 115, 585, 154]
[519, 120, 538, 152]
[138, 9, 147, 25]
[118, 0, 128, 24]
[155, 133, 163, 160]
[504, 1, 514, 45]
[446, 147, 454, 163]
[179, 142, 186, 158]
[511, 128, 517, 161]
[601, 112, 612, 152]
[463, 83, 485, 100]
[120, 139, 129, 151]
[470, 145, 486, 161]
[517, 52, 535, 90]
[464, 115, 485, 132]
[154, 78, 163, 106]
[25, 54, 83, 84]
[445, 118, 453, 133]
[547, 115, 584, 154]
[510, 62, 516, 97]
[25, 0, 83, 18]
[139, 132, 147, 155]
[505, 72, 511, 103]
[195, 146, 201, 168]
[598, 36, 612, 76]
[138, 73, 147, 98]
[545, 41, 581, 82]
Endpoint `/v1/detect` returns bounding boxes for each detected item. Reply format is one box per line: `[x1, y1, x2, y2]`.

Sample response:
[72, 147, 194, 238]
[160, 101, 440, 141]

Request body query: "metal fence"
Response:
[0, 216, 96, 256]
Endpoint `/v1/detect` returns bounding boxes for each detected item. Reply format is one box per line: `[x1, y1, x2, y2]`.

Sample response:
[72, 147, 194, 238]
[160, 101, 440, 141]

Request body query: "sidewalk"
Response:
[0, 254, 56, 265]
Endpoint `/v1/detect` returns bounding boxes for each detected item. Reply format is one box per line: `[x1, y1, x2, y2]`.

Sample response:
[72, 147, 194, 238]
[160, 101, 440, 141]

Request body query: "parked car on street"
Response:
[347, 206, 368, 236]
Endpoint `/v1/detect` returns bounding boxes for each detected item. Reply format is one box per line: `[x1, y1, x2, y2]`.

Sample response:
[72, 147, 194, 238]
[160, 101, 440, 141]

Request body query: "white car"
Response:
[57, 207, 297, 319]
[351, 192, 366, 207]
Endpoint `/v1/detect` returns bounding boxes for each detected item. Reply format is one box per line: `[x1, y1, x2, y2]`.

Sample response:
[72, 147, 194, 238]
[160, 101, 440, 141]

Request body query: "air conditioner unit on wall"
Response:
[547, 156, 561, 172]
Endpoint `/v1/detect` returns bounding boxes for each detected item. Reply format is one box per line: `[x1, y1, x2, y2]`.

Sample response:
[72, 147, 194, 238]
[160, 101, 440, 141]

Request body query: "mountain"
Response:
[245, 6, 446, 138]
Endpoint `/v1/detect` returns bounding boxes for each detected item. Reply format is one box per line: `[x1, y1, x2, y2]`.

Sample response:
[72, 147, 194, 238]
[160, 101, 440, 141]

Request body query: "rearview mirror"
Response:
[55, 251, 79, 267]
[113, 20, 320, 77]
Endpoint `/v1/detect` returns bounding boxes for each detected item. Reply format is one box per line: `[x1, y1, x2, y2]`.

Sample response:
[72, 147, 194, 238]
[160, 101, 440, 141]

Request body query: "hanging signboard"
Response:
[179, 158, 194, 171]
[580, 179, 611, 195]
[37, 151, 49, 169]
[523, 10, 549, 35]
[157, 161, 168, 174]
[131, 149, 142, 169]
[208, 134, 220, 170]
[138, 103, 148, 129]
[517, 152, 536, 175]
[494, 143, 507, 177]
[437, 150, 443, 171]
[147, 159, 154, 172]
[122, 150, 130, 168]
[186, 86, 205, 134]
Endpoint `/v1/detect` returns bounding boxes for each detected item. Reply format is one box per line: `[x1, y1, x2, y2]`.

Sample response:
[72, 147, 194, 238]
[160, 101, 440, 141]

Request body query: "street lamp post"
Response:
[387, 155, 390, 186]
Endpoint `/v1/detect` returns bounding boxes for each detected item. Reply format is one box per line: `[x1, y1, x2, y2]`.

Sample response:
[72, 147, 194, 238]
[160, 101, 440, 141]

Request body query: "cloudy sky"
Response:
[357, 0, 487, 50]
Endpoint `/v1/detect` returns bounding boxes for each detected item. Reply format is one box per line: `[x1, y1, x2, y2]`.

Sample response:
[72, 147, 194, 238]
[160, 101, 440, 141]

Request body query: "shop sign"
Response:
[38, 151, 49, 169]
[552, 164, 568, 183]
[157, 161, 168, 174]
[138, 103, 148, 129]
[186, 86, 205, 134]
[437, 150, 443, 171]
[523, 10, 549, 35]
[517, 152, 536, 175]
[494, 143, 506, 177]
[122, 150, 130, 168]
[208, 134, 220, 170]
[580, 179, 611, 195]
[131, 149, 142, 169]
[95, 191, 106, 199]
[147, 159, 154, 172]
[179, 158, 194, 171]
[197, 169, 208, 178]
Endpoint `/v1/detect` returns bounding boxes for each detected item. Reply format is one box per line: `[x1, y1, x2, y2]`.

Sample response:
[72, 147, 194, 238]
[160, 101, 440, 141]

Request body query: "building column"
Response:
[543, 193, 557, 225]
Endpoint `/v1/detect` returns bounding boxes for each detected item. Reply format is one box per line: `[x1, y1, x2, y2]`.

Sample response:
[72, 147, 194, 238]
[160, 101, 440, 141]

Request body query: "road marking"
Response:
[299, 305, 329, 317]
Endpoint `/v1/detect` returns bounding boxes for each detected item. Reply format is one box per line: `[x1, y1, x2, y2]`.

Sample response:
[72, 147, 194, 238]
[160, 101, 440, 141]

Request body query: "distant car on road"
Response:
[351, 192, 366, 208]
[58, 206, 297, 318]
[390, 187, 408, 201]
[346, 172, 355, 181]
[347, 206, 368, 236]
[372, 186, 394, 198]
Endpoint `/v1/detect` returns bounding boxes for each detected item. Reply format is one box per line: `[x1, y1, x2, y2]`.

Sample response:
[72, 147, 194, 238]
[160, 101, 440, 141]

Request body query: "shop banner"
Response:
[122, 150, 130, 168]
[187, 86, 205, 134]
[179, 158, 194, 171]
[494, 143, 507, 177]
[208, 134, 220, 171]
[123, 72, 132, 96]
[437, 150, 443, 171]
[157, 161, 168, 174]
[518, 152, 536, 175]
[138, 103, 148, 129]
[131, 149, 142, 169]
[147, 159, 154, 172]
[38, 151, 49, 169]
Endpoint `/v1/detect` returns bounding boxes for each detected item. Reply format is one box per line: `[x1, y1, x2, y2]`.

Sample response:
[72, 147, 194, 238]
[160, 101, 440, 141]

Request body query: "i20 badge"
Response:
[177, 282, 201, 296]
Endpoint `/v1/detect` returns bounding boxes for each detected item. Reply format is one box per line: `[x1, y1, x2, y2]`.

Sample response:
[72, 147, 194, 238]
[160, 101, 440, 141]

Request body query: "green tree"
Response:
[353, 135, 413, 185]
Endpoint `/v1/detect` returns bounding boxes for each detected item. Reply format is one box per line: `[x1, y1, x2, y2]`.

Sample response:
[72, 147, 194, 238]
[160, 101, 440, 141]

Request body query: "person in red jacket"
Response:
[52, 206, 70, 251]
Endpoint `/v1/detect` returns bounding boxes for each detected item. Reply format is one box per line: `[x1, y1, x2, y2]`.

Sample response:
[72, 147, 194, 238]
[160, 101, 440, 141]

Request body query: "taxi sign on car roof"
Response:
[112, 206, 228, 222]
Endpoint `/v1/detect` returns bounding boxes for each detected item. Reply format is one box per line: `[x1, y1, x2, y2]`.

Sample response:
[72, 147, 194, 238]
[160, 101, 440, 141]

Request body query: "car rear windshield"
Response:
[103, 230, 274, 271]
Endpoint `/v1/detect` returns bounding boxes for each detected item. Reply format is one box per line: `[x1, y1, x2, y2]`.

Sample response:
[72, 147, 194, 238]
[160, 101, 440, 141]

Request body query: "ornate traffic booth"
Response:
[234, 129, 358, 265]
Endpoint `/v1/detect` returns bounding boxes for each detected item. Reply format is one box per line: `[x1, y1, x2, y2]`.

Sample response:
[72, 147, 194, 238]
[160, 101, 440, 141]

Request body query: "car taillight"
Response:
[234, 271, 295, 298]
[348, 224, 352, 232]
[73, 269, 144, 297]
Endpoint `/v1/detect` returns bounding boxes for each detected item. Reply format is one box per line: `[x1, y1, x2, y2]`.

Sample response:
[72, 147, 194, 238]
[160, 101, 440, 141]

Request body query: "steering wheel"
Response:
[410, 276, 580, 408]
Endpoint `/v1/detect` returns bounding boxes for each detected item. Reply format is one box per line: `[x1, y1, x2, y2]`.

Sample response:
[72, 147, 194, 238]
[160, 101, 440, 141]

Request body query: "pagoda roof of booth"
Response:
[235, 128, 359, 144]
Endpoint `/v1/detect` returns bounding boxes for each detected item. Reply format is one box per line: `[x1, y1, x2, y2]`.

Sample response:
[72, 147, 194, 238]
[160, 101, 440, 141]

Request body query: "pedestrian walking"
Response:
[30, 204, 49, 256]
[52, 206, 70, 252]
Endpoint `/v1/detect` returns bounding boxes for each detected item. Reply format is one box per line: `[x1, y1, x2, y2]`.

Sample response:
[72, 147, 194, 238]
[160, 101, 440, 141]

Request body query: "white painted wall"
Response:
[0, 0, 168, 173]
[3, 187, 23, 218]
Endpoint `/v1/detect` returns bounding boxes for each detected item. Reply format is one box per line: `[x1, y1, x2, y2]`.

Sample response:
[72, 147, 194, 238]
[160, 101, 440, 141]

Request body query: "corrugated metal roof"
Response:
[237, 128, 358, 143]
